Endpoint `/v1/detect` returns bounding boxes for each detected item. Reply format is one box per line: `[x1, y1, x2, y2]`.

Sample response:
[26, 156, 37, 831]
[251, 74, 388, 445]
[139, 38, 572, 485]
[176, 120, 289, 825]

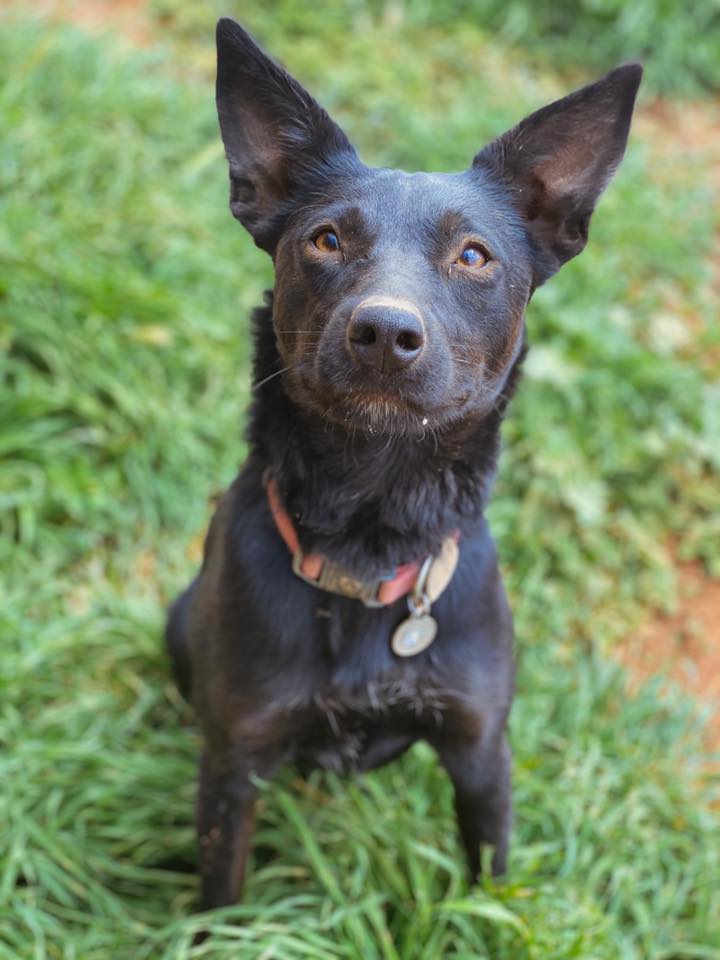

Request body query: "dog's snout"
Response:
[347, 305, 425, 372]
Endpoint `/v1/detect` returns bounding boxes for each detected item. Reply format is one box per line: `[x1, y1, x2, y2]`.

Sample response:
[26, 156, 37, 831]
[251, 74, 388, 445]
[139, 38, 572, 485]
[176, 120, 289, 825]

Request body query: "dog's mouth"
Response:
[278, 331, 492, 436]
[338, 391, 429, 434]
[287, 367, 430, 433]
[289, 365, 476, 436]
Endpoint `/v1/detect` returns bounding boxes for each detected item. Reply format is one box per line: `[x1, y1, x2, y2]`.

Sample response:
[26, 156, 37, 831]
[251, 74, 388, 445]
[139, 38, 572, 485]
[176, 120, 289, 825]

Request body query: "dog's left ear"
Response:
[216, 18, 358, 252]
[474, 64, 642, 285]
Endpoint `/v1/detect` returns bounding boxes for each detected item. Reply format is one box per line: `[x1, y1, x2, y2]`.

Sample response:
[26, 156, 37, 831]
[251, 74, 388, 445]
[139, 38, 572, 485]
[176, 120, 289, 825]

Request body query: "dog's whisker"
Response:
[251, 366, 291, 391]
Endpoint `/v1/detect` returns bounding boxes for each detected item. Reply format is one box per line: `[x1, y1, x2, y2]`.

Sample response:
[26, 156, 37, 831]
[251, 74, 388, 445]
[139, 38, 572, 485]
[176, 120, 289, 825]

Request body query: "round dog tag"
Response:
[391, 614, 437, 657]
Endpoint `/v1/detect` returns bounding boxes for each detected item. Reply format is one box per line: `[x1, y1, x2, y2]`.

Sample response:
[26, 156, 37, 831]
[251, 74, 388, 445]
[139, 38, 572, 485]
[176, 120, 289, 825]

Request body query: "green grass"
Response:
[1, 9, 719, 960]
[150, 0, 720, 94]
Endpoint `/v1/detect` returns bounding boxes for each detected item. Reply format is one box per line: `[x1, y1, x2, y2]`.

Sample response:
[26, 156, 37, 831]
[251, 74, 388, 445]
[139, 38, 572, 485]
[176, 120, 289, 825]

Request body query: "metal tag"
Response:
[391, 613, 437, 657]
[426, 536, 459, 602]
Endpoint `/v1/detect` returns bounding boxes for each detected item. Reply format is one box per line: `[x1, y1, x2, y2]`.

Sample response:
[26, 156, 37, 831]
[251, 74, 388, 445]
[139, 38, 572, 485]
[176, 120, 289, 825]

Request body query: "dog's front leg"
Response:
[435, 731, 512, 880]
[196, 748, 278, 910]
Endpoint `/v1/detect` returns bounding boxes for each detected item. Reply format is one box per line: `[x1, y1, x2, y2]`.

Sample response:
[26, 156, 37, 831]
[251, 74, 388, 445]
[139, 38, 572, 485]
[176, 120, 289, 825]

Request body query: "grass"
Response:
[1, 7, 719, 959]
[151, 0, 720, 94]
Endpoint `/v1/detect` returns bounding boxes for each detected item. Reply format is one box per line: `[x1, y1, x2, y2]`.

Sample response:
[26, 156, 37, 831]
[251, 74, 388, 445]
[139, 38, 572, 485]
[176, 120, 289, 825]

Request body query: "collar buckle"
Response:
[291, 550, 385, 608]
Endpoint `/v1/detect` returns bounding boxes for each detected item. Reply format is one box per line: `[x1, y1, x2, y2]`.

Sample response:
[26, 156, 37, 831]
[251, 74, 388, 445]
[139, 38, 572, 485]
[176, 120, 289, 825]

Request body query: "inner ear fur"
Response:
[215, 18, 358, 251]
[474, 63, 642, 283]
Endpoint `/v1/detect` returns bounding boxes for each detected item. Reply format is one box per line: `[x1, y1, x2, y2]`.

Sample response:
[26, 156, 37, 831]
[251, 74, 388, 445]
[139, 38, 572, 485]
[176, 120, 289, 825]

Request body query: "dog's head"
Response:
[216, 19, 641, 436]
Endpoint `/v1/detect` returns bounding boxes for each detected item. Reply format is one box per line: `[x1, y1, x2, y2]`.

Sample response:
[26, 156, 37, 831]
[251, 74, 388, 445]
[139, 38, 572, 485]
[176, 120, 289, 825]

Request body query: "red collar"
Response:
[266, 475, 458, 607]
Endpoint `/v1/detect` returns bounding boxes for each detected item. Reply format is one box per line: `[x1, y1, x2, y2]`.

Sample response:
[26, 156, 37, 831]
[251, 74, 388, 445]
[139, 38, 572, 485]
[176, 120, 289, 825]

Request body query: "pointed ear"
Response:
[473, 64, 642, 284]
[215, 18, 358, 251]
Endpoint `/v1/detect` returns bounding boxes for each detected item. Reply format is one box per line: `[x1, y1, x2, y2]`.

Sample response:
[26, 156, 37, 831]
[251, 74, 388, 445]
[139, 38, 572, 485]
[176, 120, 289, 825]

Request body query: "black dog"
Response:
[166, 18, 641, 910]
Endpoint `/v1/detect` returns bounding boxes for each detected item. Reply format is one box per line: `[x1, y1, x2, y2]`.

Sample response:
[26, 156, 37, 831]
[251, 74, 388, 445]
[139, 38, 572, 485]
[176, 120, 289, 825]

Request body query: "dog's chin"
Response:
[295, 382, 481, 437]
[288, 379, 428, 436]
[285, 367, 496, 437]
[337, 394, 431, 436]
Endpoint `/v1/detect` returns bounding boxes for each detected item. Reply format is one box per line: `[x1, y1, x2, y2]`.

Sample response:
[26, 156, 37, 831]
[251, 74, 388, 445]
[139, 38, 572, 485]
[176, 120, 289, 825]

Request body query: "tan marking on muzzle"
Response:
[351, 295, 426, 329]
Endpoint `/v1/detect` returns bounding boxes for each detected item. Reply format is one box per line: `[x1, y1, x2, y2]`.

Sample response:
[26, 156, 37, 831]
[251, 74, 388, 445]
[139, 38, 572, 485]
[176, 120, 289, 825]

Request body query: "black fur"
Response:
[166, 18, 641, 910]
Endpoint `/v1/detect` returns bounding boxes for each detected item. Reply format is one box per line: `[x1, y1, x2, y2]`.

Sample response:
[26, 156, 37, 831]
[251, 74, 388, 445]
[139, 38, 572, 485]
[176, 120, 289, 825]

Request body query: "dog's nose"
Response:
[347, 306, 425, 371]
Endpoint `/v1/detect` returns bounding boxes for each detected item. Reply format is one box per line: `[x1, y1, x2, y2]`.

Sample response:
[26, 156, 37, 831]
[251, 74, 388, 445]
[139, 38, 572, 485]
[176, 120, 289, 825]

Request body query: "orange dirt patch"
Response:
[636, 98, 720, 186]
[620, 560, 720, 746]
[32, 0, 153, 45]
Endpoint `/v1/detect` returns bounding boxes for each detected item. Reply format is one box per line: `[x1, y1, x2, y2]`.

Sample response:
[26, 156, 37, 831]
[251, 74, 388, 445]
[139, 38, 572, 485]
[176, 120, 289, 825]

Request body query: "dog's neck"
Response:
[247, 296, 525, 577]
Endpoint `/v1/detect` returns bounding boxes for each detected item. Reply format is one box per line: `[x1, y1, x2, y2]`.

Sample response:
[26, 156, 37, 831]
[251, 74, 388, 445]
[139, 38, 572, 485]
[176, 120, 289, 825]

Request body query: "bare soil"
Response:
[32, 0, 153, 45]
[619, 561, 720, 746]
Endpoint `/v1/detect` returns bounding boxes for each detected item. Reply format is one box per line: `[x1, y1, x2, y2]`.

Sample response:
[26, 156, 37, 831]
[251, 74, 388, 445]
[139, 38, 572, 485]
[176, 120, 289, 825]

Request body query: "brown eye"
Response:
[313, 229, 340, 253]
[456, 244, 489, 268]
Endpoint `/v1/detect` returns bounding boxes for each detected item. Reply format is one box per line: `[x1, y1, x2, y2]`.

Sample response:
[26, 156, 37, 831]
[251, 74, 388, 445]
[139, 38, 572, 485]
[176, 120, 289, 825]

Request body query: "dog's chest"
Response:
[292, 672, 450, 773]
[279, 595, 461, 771]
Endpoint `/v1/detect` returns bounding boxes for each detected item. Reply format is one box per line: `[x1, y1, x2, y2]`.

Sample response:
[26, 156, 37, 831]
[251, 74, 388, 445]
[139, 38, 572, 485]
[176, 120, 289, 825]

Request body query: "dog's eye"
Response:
[456, 244, 489, 269]
[313, 229, 340, 253]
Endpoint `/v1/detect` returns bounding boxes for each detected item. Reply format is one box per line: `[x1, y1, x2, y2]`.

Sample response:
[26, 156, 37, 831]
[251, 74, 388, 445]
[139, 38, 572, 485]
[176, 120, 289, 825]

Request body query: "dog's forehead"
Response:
[372, 167, 465, 194]
[360, 167, 477, 215]
[317, 166, 512, 239]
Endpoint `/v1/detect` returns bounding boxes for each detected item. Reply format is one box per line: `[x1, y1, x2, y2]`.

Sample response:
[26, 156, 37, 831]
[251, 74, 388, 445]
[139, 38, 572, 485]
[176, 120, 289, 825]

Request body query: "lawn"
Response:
[1, 3, 719, 958]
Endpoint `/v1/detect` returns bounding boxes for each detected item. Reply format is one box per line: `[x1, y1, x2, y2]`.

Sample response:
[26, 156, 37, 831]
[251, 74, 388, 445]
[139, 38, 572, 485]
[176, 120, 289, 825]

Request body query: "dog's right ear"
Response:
[216, 19, 358, 252]
[473, 64, 642, 286]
